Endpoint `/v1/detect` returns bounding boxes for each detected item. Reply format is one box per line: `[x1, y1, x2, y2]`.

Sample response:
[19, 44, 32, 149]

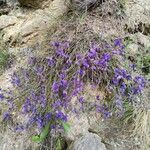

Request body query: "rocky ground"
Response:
[0, 0, 150, 150]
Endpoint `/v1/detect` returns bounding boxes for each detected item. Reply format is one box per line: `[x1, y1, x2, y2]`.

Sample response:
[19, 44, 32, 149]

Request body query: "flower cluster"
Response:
[1, 39, 146, 133]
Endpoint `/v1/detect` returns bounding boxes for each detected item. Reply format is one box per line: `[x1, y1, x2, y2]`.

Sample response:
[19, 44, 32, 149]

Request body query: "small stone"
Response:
[69, 133, 107, 150]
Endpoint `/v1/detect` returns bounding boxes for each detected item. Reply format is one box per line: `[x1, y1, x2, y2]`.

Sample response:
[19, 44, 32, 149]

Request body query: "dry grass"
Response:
[133, 109, 150, 150]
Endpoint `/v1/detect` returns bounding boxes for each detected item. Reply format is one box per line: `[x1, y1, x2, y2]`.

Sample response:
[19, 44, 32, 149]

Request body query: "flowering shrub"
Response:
[0, 39, 146, 137]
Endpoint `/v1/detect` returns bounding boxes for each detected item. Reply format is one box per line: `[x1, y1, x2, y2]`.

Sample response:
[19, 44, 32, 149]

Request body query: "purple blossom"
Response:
[77, 68, 85, 76]
[55, 111, 67, 122]
[62, 90, 67, 98]
[82, 58, 90, 68]
[96, 95, 100, 100]
[114, 38, 122, 47]
[0, 93, 4, 100]
[134, 76, 145, 87]
[3, 112, 11, 121]
[47, 57, 55, 67]
[35, 65, 45, 75]
[120, 82, 126, 94]
[60, 79, 68, 87]
[56, 48, 67, 58]
[78, 96, 85, 103]
[52, 41, 60, 48]
[14, 125, 25, 132]
[52, 82, 60, 93]
[101, 53, 111, 61]
[28, 57, 36, 65]
[88, 48, 97, 58]
[59, 72, 66, 79]
[45, 112, 52, 121]
[22, 98, 33, 113]
[112, 68, 132, 85]
[36, 116, 44, 129]
[52, 99, 62, 108]
[115, 97, 123, 110]
[39, 94, 47, 108]
[11, 73, 20, 86]
[131, 76, 145, 94]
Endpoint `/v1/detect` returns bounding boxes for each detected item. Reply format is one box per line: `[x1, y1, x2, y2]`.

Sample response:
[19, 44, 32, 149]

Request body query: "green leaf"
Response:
[40, 122, 51, 140]
[62, 122, 71, 133]
[31, 135, 41, 142]
[32, 122, 51, 142]
[56, 138, 62, 150]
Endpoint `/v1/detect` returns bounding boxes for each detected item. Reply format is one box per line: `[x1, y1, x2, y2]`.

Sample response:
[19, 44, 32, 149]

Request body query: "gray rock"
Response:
[69, 133, 107, 150]
[0, 15, 18, 29]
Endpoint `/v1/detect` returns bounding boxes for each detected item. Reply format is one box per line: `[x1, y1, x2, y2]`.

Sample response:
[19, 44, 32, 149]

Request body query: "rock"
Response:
[64, 113, 90, 141]
[137, 32, 150, 48]
[127, 43, 139, 55]
[68, 133, 107, 150]
[0, 15, 18, 29]
[18, 0, 51, 8]
[1, 0, 69, 46]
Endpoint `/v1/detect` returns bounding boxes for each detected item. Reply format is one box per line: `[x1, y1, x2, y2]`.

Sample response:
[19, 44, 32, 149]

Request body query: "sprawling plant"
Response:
[0, 38, 146, 138]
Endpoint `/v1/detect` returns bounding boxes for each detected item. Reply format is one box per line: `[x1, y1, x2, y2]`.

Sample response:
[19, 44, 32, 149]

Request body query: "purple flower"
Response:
[3, 112, 11, 121]
[27, 116, 36, 126]
[28, 57, 36, 65]
[22, 98, 33, 113]
[78, 96, 85, 103]
[59, 72, 66, 79]
[35, 65, 45, 75]
[60, 79, 68, 87]
[52, 99, 62, 108]
[52, 41, 60, 48]
[62, 90, 67, 98]
[115, 97, 123, 110]
[11, 73, 20, 86]
[55, 111, 67, 122]
[101, 106, 112, 119]
[114, 38, 122, 47]
[120, 82, 126, 94]
[82, 58, 90, 68]
[36, 116, 44, 129]
[131, 76, 145, 94]
[0, 93, 4, 100]
[130, 63, 136, 70]
[101, 53, 111, 61]
[77, 69, 85, 76]
[52, 82, 60, 93]
[113, 68, 132, 85]
[131, 85, 144, 94]
[47, 57, 55, 67]
[96, 95, 100, 100]
[45, 112, 52, 121]
[39, 94, 47, 108]
[14, 125, 25, 132]
[134, 76, 145, 87]
[97, 59, 108, 70]
[88, 48, 97, 58]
